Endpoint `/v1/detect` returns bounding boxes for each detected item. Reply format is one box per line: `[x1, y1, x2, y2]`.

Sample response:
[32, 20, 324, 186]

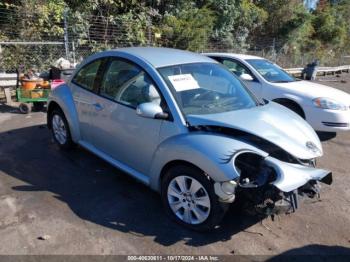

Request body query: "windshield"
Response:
[246, 59, 295, 83]
[158, 63, 257, 116]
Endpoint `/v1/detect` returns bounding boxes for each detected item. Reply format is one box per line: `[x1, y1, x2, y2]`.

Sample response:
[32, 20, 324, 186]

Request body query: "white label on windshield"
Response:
[168, 74, 200, 92]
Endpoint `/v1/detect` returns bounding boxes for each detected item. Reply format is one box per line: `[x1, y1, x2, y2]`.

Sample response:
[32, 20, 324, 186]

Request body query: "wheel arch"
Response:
[148, 133, 268, 192]
[159, 160, 207, 191]
[272, 98, 306, 119]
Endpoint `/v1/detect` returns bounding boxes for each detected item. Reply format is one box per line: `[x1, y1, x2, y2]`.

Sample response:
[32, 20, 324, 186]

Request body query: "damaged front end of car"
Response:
[194, 125, 332, 217]
[232, 151, 332, 217]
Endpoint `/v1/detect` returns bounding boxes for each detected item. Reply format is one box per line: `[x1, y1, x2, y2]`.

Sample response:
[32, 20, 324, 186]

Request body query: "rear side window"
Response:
[72, 59, 102, 91]
[210, 56, 256, 81]
[221, 59, 252, 78]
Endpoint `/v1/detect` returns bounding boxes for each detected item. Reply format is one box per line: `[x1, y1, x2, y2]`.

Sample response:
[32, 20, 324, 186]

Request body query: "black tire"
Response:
[316, 131, 337, 142]
[33, 102, 45, 111]
[19, 103, 31, 114]
[161, 164, 229, 231]
[50, 109, 75, 150]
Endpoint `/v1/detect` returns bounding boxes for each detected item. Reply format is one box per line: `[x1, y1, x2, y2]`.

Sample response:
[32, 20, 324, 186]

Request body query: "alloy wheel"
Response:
[52, 114, 67, 145]
[167, 175, 211, 224]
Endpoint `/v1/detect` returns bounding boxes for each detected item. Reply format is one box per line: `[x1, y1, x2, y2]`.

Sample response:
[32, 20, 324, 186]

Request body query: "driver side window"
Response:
[100, 59, 162, 108]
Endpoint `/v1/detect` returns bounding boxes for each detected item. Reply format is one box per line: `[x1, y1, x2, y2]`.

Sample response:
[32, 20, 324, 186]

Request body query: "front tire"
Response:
[50, 109, 74, 150]
[161, 165, 228, 231]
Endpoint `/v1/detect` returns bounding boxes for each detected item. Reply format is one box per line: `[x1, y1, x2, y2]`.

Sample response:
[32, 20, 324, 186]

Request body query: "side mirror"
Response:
[136, 102, 168, 120]
[240, 73, 254, 81]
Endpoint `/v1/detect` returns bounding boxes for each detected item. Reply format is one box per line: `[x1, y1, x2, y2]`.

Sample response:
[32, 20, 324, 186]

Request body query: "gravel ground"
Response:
[0, 74, 349, 257]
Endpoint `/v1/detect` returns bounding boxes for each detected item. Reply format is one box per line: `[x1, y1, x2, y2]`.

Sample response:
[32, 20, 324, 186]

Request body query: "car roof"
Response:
[111, 47, 217, 68]
[203, 53, 265, 61]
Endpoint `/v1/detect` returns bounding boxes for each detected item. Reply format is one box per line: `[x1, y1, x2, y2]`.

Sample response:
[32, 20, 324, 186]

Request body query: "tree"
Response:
[209, 0, 267, 50]
[1, 0, 350, 70]
[313, 4, 347, 46]
[0, 0, 66, 70]
[160, 5, 215, 51]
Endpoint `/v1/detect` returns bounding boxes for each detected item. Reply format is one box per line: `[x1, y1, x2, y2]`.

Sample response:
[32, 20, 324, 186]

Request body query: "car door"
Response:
[70, 58, 107, 142]
[87, 57, 166, 175]
[214, 57, 263, 99]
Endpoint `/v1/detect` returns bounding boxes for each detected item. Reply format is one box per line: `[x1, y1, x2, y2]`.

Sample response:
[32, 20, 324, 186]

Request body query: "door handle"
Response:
[93, 103, 104, 111]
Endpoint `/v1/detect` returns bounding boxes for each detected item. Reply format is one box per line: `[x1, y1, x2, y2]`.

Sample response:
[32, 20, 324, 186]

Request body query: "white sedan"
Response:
[205, 53, 350, 133]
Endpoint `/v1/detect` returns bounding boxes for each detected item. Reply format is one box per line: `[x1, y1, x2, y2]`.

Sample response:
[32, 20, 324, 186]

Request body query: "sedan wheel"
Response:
[167, 175, 211, 225]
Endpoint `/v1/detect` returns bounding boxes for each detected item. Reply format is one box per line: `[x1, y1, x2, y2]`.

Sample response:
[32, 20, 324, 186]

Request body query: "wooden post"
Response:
[4, 87, 12, 104]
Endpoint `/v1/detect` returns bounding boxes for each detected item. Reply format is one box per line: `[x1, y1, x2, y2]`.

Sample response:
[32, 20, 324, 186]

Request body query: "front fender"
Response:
[48, 84, 80, 142]
[148, 132, 268, 191]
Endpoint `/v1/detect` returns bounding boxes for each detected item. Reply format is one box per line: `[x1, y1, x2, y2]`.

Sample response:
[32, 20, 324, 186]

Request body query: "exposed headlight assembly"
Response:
[313, 97, 347, 111]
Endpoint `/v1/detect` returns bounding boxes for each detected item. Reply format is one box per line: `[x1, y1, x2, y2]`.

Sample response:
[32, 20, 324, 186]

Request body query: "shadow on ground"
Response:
[0, 124, 263, 247]
[0, 103, 21, 113]
[0, 103, 47, 114]
[268, 244, 350, 261]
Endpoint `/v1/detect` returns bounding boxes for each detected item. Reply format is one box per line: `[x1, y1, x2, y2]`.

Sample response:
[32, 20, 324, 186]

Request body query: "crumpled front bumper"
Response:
[265, 156, 332, 193]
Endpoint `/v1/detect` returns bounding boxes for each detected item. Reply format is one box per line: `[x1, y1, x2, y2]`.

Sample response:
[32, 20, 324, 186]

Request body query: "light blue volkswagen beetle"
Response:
[47, 47, 332, 231]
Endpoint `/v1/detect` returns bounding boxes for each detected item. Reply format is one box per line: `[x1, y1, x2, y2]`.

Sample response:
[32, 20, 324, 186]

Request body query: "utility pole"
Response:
[72, 41, 76, 65]
[63, 8, 69, 60]
[271, 38, 277, 62]
[147, 16, 152, 46]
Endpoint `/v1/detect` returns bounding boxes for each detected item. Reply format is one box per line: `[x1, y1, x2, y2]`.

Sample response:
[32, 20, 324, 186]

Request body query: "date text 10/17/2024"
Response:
[127, 256, 219, 261]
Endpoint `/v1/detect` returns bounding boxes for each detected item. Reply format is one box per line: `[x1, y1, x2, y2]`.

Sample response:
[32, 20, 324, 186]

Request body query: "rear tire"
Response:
[161, 165, 229, 231]
[50, 109, 75, 150]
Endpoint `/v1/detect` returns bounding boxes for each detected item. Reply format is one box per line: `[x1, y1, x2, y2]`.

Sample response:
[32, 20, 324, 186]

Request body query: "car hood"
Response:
[186, 102, 322, 160]
[270, 80, 350, 105]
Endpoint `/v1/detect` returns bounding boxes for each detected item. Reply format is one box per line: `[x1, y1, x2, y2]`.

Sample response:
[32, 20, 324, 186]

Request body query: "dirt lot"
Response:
[0, 74, 350, 257]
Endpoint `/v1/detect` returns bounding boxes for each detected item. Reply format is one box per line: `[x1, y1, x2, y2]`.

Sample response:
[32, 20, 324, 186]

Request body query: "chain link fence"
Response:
[0, 6, 348, 73]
